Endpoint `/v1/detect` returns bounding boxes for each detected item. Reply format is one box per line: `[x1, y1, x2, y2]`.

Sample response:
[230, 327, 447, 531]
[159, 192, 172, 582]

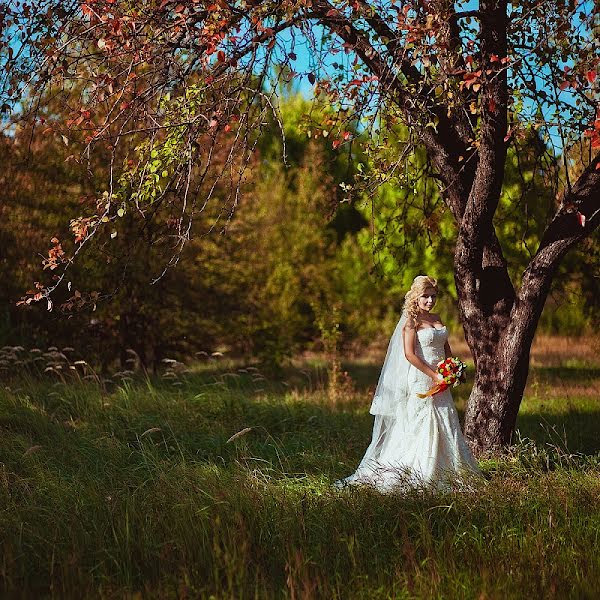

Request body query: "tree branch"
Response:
[455, 0, 510, 327]
[312, 0, 471, 219]
[519, 152, 600, 308]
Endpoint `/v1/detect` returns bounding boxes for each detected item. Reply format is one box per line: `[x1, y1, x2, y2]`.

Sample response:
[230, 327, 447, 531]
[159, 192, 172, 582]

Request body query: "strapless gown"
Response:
[337, 326, 481, 492]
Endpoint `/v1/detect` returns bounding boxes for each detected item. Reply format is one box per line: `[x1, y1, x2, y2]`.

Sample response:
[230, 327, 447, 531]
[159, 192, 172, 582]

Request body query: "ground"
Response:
[0, 333, 599, 598]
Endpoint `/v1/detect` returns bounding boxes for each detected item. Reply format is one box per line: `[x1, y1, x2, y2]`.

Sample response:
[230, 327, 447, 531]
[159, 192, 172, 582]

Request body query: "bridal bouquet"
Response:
[417, 357, 467, 398]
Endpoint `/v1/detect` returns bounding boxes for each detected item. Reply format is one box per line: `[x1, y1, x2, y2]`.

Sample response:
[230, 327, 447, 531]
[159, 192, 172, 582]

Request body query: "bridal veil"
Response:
[336, 314, 414, 487]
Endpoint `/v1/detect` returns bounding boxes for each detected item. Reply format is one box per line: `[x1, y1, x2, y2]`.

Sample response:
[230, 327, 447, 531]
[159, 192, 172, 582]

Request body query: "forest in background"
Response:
[1, 93, 598, 371]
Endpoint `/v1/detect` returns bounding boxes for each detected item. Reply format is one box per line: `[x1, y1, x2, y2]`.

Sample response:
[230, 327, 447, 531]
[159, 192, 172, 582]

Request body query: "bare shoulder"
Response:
[403, 316, 417, 330]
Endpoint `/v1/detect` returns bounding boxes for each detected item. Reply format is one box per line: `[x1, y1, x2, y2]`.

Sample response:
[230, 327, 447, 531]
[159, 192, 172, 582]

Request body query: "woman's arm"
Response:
[403, 322, 442, 381]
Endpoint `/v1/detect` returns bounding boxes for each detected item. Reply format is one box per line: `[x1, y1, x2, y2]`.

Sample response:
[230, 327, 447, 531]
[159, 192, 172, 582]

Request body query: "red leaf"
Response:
[462, 71, 480, 90]
[587, 70, 597, 84]
[559, 80, 570, 91]
[576, 211, 586, 227]
[217, 50, 225, 62]
[587, 123, 600, 151]
[343, 131, 351, 141]
[332, 139, 342, 149]
[488, 98, 497, 113]
[307, 72, 316, 84]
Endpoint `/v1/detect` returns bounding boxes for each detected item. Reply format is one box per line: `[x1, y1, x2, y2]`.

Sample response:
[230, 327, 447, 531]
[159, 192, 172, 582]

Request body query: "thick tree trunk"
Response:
[459, 175, 600, 453]
[458, 226, 562, 454]
[316, 0, 599, 454]
[463, 317, 534, 454]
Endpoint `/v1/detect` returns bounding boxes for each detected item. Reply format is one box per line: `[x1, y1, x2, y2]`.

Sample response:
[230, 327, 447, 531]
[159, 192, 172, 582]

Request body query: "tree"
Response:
[1, 0, 599, 453]
[0, 90, 389, 370]
[361, 126, 597, 327]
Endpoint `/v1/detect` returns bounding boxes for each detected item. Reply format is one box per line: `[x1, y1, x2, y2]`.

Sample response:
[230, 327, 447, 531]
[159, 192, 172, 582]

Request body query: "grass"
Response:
[0, 337, 599, 599]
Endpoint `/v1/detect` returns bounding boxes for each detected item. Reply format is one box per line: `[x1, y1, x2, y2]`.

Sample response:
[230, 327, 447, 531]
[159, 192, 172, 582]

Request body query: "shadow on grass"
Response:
[2, 361, 600, 599]
[2, 356, 599, 490]
[515, 411, 600, 455]
[530, 365, 600, 383]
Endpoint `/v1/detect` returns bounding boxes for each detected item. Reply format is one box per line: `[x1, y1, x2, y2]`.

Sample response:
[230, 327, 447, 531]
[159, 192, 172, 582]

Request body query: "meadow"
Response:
[0, 333, 599, 599]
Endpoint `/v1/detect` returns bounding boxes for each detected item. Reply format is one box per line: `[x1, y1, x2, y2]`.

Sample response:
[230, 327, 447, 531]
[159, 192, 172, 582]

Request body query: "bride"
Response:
[336, 275, 481, 492]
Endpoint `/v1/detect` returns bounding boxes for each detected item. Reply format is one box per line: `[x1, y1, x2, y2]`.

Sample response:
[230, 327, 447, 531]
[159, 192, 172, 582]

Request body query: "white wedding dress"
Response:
[337, 323, 481, 492]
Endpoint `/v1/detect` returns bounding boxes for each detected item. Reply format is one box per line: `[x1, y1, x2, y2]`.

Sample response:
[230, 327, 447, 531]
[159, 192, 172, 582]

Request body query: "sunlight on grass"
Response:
[1, 338, 599, 598]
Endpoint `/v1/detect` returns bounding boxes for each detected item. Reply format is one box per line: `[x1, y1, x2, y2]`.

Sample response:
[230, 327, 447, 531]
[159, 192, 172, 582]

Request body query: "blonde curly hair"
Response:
[403, 275, 439, 326]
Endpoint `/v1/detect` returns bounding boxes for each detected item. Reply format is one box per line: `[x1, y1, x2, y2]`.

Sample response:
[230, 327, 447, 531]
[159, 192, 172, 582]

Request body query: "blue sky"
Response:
[260, 0, 593, 155]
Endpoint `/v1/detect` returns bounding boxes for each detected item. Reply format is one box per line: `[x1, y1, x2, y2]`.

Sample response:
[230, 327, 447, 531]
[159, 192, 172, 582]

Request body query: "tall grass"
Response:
[0, 340, 599, 599]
